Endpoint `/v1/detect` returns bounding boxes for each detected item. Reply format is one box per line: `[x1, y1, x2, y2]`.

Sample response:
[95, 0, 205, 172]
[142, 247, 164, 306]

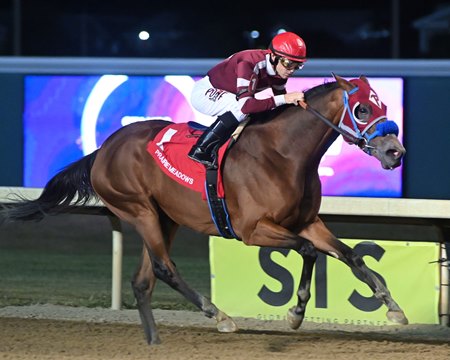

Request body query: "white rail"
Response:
[320, 196, 450, 219]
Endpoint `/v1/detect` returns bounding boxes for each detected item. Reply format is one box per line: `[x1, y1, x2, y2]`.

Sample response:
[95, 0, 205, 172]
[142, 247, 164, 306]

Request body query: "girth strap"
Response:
[205, 169, 238, 239]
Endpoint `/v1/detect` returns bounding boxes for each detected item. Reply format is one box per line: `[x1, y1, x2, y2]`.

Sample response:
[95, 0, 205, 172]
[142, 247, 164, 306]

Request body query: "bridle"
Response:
[298, 86, 399, 155]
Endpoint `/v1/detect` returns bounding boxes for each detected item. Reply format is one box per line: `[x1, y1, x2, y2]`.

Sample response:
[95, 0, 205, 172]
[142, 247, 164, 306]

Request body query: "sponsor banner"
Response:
[210, 237, 440, 325]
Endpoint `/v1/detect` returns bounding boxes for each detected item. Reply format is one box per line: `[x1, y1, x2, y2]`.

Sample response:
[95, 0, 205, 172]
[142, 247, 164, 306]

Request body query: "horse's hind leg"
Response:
[300, 217, 408, 325]
[131, 211, 181, 344]
[133, 207, 238, 335]
[287, 250, 318, 329]
[132, 246, 161, 344]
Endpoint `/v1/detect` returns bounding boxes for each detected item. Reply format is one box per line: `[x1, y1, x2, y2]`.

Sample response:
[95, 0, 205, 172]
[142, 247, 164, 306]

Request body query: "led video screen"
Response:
[24, 75, 403, 197]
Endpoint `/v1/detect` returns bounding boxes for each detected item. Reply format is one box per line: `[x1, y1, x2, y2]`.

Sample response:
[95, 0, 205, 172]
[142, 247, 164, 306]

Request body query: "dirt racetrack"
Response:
[0, 305, 449, 360]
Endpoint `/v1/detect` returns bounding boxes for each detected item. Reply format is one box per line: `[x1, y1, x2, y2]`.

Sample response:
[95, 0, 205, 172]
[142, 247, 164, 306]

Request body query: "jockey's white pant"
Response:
[190, 76, 248, 122]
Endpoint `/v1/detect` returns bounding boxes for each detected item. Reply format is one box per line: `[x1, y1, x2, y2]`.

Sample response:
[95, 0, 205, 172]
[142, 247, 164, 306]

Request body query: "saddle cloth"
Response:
[146, 122, 229, 200]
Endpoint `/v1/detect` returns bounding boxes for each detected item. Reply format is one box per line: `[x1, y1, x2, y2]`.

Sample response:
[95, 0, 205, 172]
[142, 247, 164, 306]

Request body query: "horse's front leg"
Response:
[299, 217, 408, 325]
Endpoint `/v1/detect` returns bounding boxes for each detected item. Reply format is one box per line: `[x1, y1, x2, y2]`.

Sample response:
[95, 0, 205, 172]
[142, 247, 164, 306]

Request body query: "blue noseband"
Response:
[365, 120, 399, 141]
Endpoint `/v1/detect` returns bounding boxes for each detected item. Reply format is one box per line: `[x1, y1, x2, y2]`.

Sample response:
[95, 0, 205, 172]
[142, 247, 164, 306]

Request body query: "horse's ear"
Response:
[359, 75, 370, 84]
[332, 73, 355, 92]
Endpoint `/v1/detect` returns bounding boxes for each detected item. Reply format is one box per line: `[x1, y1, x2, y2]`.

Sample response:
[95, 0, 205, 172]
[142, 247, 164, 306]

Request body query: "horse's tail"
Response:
[0, 150, 99, 223]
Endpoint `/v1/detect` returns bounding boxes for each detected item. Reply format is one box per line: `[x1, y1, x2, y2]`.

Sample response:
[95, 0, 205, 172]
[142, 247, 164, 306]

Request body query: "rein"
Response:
[298, 100, 367, 149]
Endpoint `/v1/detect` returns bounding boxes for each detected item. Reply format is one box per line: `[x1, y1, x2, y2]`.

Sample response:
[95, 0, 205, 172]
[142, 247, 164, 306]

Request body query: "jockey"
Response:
[188, 31, 307, 168]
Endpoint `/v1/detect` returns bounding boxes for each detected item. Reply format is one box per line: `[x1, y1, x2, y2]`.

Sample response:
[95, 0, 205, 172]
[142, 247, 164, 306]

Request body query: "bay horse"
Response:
[0, 74, 407, 344]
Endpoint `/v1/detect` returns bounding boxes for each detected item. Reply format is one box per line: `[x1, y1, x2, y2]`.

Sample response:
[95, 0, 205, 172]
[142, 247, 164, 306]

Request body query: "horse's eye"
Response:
[353, 104, 371, 123]
[359, 107, 368, 114]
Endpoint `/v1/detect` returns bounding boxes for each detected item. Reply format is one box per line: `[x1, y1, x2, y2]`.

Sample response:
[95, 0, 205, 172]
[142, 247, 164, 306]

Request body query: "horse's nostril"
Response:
[387, 149, 403, 159]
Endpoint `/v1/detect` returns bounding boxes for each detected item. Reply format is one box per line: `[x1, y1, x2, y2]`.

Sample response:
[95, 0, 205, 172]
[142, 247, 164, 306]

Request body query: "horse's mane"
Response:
[304, 80, 339, 101]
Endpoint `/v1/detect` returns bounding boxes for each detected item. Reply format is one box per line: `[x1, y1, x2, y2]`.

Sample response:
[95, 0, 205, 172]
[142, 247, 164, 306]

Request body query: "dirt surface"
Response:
[0, 305, 449, 360]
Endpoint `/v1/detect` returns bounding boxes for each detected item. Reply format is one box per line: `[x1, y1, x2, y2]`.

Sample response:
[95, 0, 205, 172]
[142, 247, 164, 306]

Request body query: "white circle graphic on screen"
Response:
[80, 75, 211, 156]
[80, 75, 128, 155]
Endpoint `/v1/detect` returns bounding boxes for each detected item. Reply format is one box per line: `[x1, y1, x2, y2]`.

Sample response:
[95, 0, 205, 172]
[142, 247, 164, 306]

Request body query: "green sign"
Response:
[210, 237, 440, 325]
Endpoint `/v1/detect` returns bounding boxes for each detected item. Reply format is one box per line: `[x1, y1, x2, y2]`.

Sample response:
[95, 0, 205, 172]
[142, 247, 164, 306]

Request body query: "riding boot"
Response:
[188, 111, 239, 168]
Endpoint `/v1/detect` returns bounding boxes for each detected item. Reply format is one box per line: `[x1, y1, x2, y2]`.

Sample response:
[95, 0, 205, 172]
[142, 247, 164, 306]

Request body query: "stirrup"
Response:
[188, 153, 217, 169]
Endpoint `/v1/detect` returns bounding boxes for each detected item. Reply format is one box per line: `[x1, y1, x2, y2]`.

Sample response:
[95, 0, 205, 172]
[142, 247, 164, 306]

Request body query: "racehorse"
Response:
[0, 74, 407, 344]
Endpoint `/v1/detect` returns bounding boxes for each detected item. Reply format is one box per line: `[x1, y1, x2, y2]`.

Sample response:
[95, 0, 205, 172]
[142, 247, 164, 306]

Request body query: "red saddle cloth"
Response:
[146, 122, 229, 200]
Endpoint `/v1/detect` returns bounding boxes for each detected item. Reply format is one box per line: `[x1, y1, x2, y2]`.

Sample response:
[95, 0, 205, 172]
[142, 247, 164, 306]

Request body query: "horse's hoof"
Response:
[287, 307, 304, 330]
[215, 310, 238, 333]
[147, 336, 162, 345]
[387, 310, 408, 325]
[217, 318, 238, 333]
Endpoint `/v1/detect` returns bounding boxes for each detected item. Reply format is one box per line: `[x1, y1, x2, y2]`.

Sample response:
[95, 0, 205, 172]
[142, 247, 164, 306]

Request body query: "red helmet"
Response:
[269, 32, 307, 62]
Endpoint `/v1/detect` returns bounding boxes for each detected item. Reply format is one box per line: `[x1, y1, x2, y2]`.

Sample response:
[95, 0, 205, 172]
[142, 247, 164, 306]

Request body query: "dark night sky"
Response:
[0, 0, 449, 59]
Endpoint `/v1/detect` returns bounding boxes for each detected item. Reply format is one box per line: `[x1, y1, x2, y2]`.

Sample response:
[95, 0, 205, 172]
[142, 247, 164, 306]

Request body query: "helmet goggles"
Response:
[279, 57, 304, 70]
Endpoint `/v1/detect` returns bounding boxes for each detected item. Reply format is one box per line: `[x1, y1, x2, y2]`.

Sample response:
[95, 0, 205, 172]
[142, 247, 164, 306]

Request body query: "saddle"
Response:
[146, 121, 247, 239]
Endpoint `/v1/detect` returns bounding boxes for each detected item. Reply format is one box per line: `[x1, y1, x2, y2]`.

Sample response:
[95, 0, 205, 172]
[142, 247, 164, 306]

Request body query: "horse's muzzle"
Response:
[384, 147, 406, 169]
[371, 135, 406, 170]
